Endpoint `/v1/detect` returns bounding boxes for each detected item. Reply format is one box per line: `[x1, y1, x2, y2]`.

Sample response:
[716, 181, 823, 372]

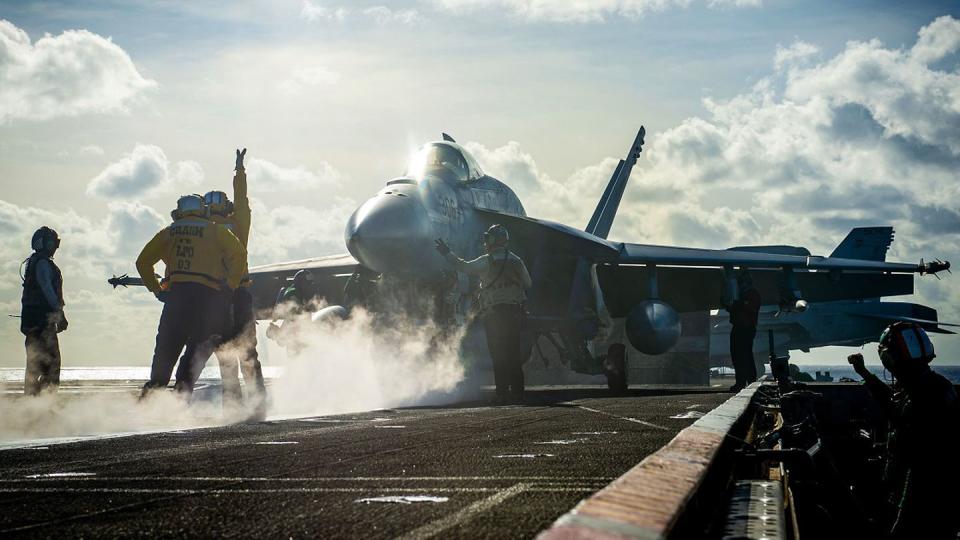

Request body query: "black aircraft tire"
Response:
[605, 370, 627, 394]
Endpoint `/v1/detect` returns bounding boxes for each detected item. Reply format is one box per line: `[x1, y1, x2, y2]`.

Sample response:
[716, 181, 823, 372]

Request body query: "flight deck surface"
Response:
[0, 387, 729, 538]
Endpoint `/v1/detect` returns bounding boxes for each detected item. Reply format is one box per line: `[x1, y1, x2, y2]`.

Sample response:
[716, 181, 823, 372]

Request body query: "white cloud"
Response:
[910, 15, 960, 65]
[430, 0, 759, 22]
[245, 158, 344, 191]
[774, 40, 819, 71]
[300, 2, 421, 25]
[300, 0, 348, 22]
[86, 145, 203, 199]
[79, 144, 105, 156]
[0, 19, 155, 123]
[363, 6, 422, 25]
[783, 33, 960, 155]
[247, 197, 356, 265]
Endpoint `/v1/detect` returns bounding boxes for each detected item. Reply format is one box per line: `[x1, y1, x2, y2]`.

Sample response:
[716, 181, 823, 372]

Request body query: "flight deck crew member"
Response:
[275, 269, 315, 317]
[136, 194, 246, 399]
[436, 224, 531, 403]
[20, 226, 67, 395]
[847, 323, 959, 539]
[175, 149, 267, 419]
[266, 270, 315, 355]
[726, 271, 761, 392]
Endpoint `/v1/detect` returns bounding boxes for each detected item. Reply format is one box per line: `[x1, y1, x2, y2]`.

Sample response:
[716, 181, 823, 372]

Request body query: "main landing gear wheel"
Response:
[603, 343, 629, 394]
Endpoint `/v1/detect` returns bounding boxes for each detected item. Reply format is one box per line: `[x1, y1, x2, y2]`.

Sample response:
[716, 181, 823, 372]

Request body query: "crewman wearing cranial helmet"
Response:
[436, 224, 532, 404]
[20, 226, 67, 395]
[136, 193, 246, 400]
[174, 149, 267, 420]
[847, 322, 960, 538]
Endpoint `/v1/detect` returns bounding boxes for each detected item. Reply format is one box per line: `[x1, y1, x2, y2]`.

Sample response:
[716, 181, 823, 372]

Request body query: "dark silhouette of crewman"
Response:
[726, 271, 761, 392]
[266, 270, 316, 355]
[20, 226, 67, 395]
[848, 322, 959, 539]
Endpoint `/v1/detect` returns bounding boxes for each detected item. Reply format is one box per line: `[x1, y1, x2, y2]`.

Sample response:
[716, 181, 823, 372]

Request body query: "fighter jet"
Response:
[708, 227, 958, 373]
[245, 127, 951, 372]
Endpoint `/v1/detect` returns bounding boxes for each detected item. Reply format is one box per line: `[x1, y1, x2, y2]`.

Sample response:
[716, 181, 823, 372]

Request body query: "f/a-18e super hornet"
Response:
[240, 127, 951, 373]
[709, 227, 958, 373]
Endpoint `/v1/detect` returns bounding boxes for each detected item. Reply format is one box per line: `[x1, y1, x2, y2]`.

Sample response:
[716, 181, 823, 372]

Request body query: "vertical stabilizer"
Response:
[585, 126, 645, 239]
[830, 227, 895, 261]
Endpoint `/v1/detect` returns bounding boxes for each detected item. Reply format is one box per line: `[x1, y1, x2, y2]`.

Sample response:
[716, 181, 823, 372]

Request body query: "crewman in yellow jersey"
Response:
[174, 149, 268, 420]
[135, 194, 246, 399]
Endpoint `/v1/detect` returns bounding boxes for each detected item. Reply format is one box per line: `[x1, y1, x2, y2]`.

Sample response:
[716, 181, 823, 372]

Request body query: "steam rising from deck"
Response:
[269, 305, 472, 416]
[0, 307, 473, 444]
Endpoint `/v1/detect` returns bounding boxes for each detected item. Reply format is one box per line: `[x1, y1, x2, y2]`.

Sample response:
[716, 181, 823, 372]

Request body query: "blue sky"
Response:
[0, 0, 958, 367]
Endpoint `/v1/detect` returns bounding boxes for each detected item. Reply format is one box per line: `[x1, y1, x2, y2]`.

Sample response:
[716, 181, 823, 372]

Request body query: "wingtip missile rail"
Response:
[919, 259, 950, 277]
[107, 274, 151, 289]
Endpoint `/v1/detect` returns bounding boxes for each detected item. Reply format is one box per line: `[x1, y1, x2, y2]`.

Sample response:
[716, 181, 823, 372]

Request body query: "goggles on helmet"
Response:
[173, 194, 206, 219]
[204, 191, 234, 216]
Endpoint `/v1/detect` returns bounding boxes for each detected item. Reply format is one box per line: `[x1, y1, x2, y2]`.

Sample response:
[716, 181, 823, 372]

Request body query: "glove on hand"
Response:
[434, 238, 451, 256]
[54, 310, 68, 333]
[847, 353, 868, 375]
[235, 148, 247, 171]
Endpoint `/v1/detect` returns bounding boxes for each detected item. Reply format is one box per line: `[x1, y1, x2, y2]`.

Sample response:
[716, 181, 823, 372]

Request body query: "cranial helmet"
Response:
[31, 226, 60, 253]
[204, 191, 234, 217]
[483, 224, 509, 249]
[293, 269, 314, 288]
[879, 322, 936, 364]
[171, 194, 206, 221]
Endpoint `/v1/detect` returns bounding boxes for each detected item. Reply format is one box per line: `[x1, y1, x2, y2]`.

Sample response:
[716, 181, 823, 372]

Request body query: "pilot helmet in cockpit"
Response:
[408, 143, 470, 182]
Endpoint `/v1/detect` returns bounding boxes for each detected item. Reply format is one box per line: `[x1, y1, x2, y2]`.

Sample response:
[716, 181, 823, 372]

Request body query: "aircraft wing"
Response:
[615, 243, 939, 273]
[596, 265, 914, 316]
[843, 312, 959, 334]
[248, 253, 359, 314]
[473, 209, 945, 275]
[474, 208, 619, 260]
[472, 208, 947, 313]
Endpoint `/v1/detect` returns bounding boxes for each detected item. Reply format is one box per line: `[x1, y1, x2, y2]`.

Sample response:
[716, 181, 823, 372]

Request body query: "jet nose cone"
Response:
[345, 193, 432, 274]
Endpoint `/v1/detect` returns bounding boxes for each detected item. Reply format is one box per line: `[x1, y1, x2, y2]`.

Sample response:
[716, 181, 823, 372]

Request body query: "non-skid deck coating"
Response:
[0, 387, 730, 539]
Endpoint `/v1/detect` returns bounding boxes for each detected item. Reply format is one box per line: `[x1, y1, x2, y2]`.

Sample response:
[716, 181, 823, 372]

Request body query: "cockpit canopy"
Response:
[407, 142, 484, 183]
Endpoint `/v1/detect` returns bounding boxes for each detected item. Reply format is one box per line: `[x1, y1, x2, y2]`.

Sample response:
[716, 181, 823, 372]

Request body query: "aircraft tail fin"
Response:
[585, 126, 645, 239]
[830, 227, 895, 261]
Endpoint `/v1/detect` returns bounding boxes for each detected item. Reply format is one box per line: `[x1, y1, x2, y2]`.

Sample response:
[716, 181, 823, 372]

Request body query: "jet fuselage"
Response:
[344, 141, 525, 279]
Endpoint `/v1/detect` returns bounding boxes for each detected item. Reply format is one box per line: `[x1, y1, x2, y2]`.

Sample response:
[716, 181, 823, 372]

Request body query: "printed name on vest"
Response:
[169, 221, 208, 238]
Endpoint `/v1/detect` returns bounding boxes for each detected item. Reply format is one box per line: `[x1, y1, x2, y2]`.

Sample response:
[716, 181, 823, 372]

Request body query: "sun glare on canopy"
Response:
[406, 142, 486, 183]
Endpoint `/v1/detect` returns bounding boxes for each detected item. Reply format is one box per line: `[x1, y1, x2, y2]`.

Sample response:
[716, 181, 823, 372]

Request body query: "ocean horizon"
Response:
[3, 364, 959, 384]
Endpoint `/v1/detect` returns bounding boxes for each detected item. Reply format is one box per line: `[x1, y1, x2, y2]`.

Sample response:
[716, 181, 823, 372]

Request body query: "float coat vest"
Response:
[136, 216, 246, 293]
[21, 254, 63, 311]
[444, 247, 532, 310]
